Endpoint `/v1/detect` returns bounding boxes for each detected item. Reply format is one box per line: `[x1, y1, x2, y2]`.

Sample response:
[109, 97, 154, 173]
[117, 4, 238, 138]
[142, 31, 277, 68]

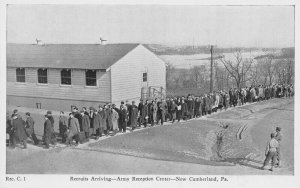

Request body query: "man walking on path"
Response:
[81, 110, 90, 141]
[25, 112, 39, 145]
[66, 113, 80, 146]
[11, 110, 28, 149]
[261, 133, 279, 171]
[59, 111, 68, 143]
[43, 115, 53, 149]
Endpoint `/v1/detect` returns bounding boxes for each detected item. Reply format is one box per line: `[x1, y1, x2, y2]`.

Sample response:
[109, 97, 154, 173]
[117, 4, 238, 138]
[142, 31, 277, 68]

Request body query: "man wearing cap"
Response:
[261, 133, 279, 171]
[81, 110, 90, 141]
[11, 110, 28, 149]
[25, 112, 39, 145]
[275, 127, 283, 167]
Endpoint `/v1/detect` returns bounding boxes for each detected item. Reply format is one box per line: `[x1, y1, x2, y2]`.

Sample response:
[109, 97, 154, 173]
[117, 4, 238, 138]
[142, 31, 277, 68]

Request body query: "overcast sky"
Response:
[7, 5, 294, 48]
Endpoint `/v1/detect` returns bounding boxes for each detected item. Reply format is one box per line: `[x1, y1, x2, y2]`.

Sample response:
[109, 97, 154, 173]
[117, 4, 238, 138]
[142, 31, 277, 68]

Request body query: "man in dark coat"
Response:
[181, 97, 188, 120]
[59, 111, 68, 143]
[138, 99, 144, 127]
[6, 112, 11, 147]
[89, 107, 96, 135]
[11, 110, 28, 149]
[131, 101, 138, 130]
[25, 112, 39, 145]
[99, 106, 107, 136]
[73, 108, 82, 131]
[142, 100, 149, 127]
[81, 110, 90, 141]
[194, 97, 201, 118]
[126, 100, 132, 127]
[170, 100, 178, 123]
[46, 111, 56, 145]
[105, 104, 113, 131]
[93, 110, 101, 139]
[43, 115, 53, 149]
[119, 104, 127, 132]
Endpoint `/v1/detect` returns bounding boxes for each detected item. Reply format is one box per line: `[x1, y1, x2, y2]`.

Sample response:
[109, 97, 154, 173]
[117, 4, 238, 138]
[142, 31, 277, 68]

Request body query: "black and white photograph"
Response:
[0, 0, 299, 188]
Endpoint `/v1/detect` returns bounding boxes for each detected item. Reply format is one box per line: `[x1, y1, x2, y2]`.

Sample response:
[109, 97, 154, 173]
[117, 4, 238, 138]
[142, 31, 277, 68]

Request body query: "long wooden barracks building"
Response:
[7, 43, 166, 111]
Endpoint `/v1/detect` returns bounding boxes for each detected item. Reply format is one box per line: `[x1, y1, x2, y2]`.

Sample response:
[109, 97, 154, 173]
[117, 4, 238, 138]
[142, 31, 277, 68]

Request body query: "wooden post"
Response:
[210, 45, 214, 93]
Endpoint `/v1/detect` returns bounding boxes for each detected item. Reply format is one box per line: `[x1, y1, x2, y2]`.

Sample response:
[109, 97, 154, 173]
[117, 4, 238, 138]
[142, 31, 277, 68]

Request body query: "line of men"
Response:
[6, 83, 293, 148]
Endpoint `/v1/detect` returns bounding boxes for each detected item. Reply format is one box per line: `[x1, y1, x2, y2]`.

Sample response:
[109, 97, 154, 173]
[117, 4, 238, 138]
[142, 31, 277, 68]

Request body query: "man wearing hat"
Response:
[11, 109, 28, 149]
[261, 133, 279, 171]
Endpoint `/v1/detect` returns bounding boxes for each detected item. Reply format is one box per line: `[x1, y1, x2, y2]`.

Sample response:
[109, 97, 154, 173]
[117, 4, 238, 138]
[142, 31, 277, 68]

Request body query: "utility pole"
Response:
[210, 45, 213, 93]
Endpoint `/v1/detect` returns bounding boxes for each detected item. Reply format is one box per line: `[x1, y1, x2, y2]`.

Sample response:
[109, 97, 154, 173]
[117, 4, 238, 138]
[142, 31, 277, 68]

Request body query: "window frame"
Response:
[37, 68, 48, 84]
[61, 69, 72, 85]
[16, 68, 26, 83]
[85, 70, 97, 86]
[142, 72, 148, 82]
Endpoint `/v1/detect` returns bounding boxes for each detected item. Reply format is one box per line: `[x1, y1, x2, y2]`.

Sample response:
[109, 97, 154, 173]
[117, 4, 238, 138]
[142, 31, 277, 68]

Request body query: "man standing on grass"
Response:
[25, 112, 39, 145]
[261, 133, 279, 171]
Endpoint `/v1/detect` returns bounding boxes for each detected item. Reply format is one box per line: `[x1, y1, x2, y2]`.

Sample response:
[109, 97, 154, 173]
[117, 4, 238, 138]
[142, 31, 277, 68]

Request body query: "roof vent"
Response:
[35, 38, 44, 46]
[100, 37, 107, 45]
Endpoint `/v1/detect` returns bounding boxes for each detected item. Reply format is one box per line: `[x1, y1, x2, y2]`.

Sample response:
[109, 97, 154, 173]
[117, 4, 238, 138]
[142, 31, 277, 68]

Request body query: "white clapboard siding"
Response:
[7, 69, 111, 102]
[6, 68, 15, 82]
[110, 45, 166, 103]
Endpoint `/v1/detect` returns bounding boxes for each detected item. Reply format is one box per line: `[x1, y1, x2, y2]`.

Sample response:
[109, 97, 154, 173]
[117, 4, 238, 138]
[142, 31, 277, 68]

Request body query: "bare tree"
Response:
[166, 62, 176, 89]
[219, 50, 254, 90]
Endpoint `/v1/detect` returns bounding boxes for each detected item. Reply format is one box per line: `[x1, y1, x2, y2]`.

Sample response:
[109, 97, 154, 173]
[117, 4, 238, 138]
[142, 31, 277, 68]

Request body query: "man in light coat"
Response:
[66, 113, 80, 146]
[111, 108, 119, 135]
[261, 133, 279, 171]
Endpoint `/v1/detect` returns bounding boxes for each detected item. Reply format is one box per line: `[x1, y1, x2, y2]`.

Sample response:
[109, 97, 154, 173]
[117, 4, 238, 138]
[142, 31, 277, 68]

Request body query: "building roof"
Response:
[7, 43, 140, 70]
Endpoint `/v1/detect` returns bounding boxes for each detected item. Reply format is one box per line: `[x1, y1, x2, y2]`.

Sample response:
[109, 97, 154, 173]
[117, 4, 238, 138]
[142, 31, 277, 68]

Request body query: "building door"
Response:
[141, 70, 148, 100]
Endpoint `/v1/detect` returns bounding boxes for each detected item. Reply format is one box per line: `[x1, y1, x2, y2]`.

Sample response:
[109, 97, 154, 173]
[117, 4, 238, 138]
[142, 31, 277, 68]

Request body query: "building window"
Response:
[37, 68, 48, 84]
[143, 72, 147, 82]
[61, 69, 71, 85]
[86, 70, 97, 86]
[16, 68, 25, 82]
